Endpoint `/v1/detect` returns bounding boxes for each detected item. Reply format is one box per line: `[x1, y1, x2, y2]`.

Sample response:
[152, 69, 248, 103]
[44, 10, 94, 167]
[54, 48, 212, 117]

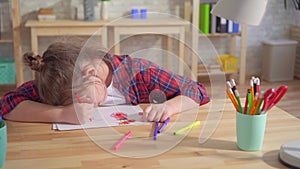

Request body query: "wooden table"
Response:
[4, 102, 300, 169]
[25, 19, 110, 53]
[107, 17, 189, 76]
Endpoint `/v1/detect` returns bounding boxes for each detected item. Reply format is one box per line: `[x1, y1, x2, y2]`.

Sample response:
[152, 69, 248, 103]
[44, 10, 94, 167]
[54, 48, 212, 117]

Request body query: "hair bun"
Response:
[23, 52, 44, 72]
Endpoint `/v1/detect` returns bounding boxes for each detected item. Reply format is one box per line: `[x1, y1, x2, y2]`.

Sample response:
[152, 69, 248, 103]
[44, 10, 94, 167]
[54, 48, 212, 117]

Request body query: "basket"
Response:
[0, 57, 16, 84]
[217, 54, 239, 72]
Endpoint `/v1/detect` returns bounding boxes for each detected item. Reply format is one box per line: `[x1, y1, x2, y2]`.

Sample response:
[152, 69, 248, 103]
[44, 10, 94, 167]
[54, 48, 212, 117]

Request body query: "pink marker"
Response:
[114, 131, 132, 151]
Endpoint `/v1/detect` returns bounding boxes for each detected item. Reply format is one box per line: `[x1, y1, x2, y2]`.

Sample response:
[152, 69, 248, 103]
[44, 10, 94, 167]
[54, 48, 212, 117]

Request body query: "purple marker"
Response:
[153, 122, 159, 140]
[157, 117, 170, 134]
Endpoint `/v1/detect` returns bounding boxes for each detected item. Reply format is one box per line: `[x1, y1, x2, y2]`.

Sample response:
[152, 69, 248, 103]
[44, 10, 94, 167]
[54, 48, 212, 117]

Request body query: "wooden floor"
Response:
[1, 79, 300, 118]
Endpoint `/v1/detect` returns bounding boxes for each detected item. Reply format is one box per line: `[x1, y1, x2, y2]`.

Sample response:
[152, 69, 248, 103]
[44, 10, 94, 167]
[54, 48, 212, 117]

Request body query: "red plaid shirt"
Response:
[0, 55, 209, 116]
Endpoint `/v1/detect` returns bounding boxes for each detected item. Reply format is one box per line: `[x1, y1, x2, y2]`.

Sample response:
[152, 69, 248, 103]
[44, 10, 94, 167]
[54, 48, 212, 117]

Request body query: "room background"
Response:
[0, 0, 296, 81]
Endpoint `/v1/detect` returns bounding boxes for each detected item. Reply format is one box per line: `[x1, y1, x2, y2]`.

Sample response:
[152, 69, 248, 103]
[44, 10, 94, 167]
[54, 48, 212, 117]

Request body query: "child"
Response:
[0, 39, 210, 124]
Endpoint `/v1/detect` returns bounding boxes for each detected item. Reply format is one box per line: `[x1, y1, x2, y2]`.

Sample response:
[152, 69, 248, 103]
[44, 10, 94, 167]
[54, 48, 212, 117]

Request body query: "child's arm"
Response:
[3, 100, 94, 124]
[3, 100, 65, 123]
[142, 95, 198, 122]
[139, 66, 210, 122]
[1, 81, 94, 124]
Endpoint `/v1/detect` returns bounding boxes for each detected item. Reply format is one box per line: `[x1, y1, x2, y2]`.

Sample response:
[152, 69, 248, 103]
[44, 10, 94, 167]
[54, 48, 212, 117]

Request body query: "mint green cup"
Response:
[236, 112, 267, 151]
[0, 121, 7, 169]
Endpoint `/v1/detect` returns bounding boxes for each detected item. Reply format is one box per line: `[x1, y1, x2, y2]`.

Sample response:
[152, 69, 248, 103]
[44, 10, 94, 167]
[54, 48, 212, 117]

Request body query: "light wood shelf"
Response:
[198, 70, 238, 76]
[199, 32, 241, 37]
[187, 0, 247, 84]
[198, 64, 238, 76]
[0, 39, 13, 43]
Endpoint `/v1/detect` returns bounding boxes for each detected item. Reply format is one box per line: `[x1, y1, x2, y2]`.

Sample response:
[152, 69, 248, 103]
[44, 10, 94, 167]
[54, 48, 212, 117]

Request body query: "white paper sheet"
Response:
[53, 105, 150, 131]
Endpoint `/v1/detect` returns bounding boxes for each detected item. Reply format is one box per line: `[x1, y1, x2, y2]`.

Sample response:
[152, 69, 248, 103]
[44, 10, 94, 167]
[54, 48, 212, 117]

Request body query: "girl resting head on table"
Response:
[0, 38, 210, 124]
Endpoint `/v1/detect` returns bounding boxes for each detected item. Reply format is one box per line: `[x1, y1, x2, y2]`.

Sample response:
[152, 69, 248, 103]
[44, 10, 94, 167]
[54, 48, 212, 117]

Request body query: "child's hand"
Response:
[142, 103, 171, 122]
[62, 103, 95, 124]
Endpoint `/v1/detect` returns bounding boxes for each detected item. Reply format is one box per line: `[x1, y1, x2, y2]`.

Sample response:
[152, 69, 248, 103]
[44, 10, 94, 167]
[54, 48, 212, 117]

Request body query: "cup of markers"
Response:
[226, 78, 288, 151]
[236, 111, 267, 151]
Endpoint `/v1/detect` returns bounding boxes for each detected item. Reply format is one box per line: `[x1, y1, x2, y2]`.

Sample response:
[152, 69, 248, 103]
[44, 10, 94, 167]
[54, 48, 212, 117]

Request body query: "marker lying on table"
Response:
[173, 121, 200, 135]
[114, 131, 132, 151]
[153, 122, 159, 140]
[157, 117, 170, 134]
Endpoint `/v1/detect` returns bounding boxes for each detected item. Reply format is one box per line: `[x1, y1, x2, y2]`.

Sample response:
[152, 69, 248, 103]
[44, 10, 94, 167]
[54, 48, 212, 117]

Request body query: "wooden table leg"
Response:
[101, 26, 108, 49]
[167, 35, 173, 72]
[30, 28, 38, 79]
[114, 28, 120, 55]
[179, 26, 185, 76]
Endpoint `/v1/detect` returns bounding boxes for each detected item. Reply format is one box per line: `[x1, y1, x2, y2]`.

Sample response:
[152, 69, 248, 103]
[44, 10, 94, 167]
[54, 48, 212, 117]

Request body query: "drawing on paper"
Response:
[53, 105, 148, 131]
[110, 112, 136, 125]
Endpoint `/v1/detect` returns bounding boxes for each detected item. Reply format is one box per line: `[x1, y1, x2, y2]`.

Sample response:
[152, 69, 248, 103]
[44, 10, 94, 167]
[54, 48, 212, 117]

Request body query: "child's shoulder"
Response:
[16, 80, 38, 93]
[112, 54, 156, 66]
[19, 80, 36, 88]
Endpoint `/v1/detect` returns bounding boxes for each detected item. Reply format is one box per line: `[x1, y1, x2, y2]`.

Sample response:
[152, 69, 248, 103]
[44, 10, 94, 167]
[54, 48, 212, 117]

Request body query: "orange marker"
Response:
[227, 89, 239, 111]
[250, 93, 259, 115]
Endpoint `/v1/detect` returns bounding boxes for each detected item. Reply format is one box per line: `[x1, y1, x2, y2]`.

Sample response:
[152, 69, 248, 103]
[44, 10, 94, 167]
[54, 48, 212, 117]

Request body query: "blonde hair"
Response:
[23, 38, 109, 106]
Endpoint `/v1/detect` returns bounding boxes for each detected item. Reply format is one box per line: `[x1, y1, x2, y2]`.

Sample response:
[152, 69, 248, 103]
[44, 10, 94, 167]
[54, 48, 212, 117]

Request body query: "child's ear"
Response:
[82, 66, 97, 76]
[87, 68, 96, 76]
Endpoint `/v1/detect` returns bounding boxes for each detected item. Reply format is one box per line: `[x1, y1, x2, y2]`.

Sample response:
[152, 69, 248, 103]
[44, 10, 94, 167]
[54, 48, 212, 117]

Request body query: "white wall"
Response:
[245, 0, 295, 75]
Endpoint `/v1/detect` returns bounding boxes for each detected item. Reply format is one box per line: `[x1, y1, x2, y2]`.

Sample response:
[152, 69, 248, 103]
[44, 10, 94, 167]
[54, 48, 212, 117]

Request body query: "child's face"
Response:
[83, 76, 107, 106]
[77, 59, 109, 106]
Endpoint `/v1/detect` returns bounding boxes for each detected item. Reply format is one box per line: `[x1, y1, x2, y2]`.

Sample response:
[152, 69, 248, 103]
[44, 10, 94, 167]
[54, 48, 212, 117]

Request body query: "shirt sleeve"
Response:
[0, 81, 41, 116]
[144, 67, 210, 105]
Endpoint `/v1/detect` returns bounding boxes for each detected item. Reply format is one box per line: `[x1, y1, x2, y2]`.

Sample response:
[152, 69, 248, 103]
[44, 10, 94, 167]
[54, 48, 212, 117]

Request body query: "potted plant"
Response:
[284, 0, 300, 10]
[284, 0, 300, 26]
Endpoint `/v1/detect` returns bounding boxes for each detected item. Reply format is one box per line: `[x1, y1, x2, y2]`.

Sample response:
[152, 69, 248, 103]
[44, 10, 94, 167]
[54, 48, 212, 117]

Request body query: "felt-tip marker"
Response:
[157, 117, 170, 134]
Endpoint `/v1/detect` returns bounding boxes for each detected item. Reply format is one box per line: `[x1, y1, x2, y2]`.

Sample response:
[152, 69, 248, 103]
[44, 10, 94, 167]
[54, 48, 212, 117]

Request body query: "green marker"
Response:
[247, 91, 252, 115]
[173, 121, 200, 135]
[234, 90, 243, 113]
